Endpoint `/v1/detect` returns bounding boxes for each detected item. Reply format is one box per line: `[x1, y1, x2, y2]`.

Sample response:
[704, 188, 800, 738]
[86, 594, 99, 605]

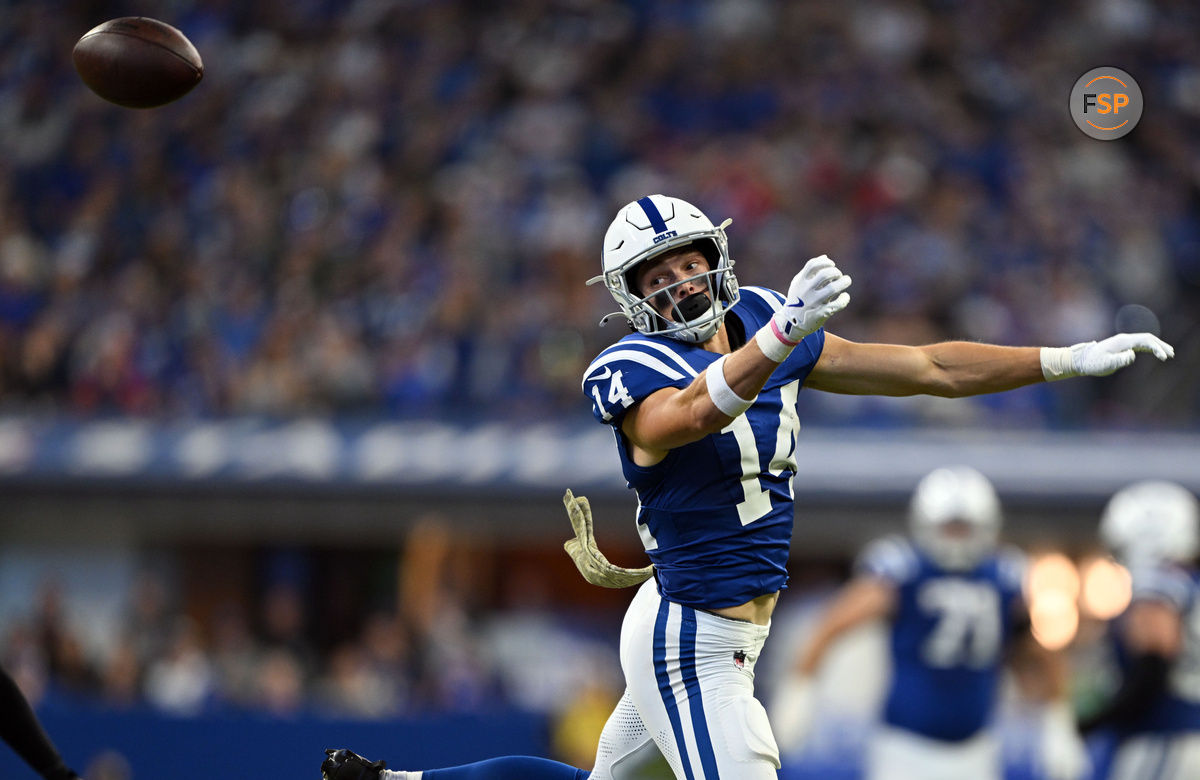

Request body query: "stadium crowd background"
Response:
[3, 0, 1198, 427]
[1, 0, 1199, 777]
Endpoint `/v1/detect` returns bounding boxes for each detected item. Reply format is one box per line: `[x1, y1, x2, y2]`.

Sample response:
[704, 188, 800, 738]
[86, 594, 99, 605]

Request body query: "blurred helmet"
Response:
[909, 466, 1002, 571]
[588, 195, 739, 344]
[1100, 480, 1199, 566]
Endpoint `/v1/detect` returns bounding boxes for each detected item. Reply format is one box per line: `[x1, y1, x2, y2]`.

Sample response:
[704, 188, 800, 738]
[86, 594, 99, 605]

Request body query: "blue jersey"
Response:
[857, 535, 1026, 742]
[1112, 563, 1200, 734]
[581, 286, 824, 609]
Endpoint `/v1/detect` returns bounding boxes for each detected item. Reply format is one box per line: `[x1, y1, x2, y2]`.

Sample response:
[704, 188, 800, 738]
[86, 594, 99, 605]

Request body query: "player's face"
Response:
[634, 248, 712, 321]
[939, 519, 973, 539]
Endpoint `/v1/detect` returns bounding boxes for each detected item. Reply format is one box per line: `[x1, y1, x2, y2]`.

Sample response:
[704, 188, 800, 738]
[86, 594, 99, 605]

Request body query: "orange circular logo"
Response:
[1070, 67, 1143, 140]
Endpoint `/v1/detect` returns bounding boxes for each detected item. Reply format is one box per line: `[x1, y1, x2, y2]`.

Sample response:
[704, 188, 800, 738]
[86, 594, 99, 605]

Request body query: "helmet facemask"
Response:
[622, 243, 732, 343]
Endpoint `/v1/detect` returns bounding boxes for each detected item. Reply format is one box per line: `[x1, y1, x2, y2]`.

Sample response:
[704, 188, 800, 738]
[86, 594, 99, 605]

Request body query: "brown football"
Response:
[72, 17, 203, 109]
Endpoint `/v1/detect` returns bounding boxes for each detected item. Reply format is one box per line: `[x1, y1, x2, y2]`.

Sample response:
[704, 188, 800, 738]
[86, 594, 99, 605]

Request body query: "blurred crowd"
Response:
[0, 531, 625, 728]
[1, 0, 1198, 429]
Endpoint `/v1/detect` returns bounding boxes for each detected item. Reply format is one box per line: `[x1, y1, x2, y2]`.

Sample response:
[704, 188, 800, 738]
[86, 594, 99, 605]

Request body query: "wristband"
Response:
[705, 354, 755, 417]
[755, 319, 799, 363]
[1040, 346, 1075, 382]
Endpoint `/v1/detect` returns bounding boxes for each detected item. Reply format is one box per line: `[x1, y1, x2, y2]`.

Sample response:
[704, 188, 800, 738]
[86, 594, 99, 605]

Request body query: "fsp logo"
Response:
[1070, 67, 1143, 140]
[1083, 91, 1128, 117]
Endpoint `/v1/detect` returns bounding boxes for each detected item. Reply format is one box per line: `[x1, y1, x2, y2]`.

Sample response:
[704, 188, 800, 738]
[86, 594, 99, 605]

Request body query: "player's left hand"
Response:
[1040, 702, 1090, 780]
[563, 489, 654, 588]
[1042, 332, 1174, 381]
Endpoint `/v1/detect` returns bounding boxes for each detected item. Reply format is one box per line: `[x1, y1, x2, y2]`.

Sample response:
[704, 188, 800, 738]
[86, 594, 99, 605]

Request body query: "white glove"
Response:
[769, 675, 817, 753]
[562, 490, 653, 589]
[1040, 701, 1090, 780]
[756, 255, 852, 362]
[1041, 332, 1174, 381]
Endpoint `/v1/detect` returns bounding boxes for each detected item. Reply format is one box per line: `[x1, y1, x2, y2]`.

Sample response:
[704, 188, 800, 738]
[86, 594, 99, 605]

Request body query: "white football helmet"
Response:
[1100, 480, 1199, 566]
[909, 466, 1002, 571]
[589, 194, 739, 343]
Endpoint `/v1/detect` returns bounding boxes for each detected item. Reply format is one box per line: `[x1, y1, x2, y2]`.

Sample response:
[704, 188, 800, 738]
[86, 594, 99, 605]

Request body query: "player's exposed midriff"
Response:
[711, 589, 779, 625]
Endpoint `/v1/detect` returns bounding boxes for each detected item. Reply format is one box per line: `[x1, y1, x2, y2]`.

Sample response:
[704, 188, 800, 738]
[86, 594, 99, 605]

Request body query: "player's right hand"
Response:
[769, 674, 818, 753]
[774, 255, 852, 345]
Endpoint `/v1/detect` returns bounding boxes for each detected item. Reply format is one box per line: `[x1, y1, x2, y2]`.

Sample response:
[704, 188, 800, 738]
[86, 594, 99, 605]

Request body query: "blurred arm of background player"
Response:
[1005, 612, 1091, 780]
[0, 665, 79, 780]
[1077, 598, 1180, 734]
[768, 575, 896, 751]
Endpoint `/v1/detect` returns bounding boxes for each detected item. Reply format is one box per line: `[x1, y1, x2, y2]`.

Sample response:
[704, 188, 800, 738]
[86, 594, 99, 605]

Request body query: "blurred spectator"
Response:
[207, 601, 260, 709]
[142, 616, 214, 715]
[98, 638, 140, 708]
[0, 0, 1191, 429]
[84, 750, 132, 780]
[255, 646, 306, 717]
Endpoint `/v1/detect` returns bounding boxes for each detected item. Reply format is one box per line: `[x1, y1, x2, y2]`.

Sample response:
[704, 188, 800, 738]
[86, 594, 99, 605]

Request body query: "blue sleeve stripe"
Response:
[582, 349, 688, 391]
[741, 285, 784, 312]
[625, 338, 701, 379]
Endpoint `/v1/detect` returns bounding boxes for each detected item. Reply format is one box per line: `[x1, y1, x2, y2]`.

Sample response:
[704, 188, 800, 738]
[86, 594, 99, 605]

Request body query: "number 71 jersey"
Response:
[857, 535, 1027, 742]
[581, 286, 825, 610]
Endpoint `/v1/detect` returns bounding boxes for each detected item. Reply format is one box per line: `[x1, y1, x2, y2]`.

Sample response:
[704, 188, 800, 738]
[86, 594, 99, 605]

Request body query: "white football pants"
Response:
[589, 579, 779, 780]
[866, 725, 1000, 780]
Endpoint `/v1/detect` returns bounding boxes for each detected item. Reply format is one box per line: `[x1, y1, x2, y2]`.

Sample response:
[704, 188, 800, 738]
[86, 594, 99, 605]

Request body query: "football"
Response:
[72, 17, 203, 109]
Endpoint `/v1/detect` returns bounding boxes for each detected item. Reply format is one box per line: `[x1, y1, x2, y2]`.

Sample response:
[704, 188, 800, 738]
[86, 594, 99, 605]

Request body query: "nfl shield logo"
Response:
[733, 650, 746, 669]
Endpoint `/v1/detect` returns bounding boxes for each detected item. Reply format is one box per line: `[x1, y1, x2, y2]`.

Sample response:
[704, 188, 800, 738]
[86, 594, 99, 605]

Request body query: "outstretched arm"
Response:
[1007, 619, 1090, 780]
[793, 577, 897, 676]
[806, 332, 1173, 397]
[771, 577, 895, 751]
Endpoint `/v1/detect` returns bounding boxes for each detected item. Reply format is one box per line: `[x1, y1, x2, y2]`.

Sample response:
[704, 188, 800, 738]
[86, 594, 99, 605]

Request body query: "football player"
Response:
[322, 194, 1171, 780]
[769, 465, 1088, 780]
[0, 664, 80, 780]
[1080, 480, 1200, 779]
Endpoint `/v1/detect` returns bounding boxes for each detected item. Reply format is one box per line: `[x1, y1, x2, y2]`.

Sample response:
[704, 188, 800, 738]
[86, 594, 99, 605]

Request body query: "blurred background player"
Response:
[1080, 481, 1200, 779]
[0, 664, 79, 780]
[770, 465, 1088, 780]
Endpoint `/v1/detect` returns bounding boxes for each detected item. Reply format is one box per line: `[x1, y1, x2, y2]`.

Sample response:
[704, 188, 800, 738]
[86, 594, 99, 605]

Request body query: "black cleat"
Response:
[322, 748, 387, 780]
